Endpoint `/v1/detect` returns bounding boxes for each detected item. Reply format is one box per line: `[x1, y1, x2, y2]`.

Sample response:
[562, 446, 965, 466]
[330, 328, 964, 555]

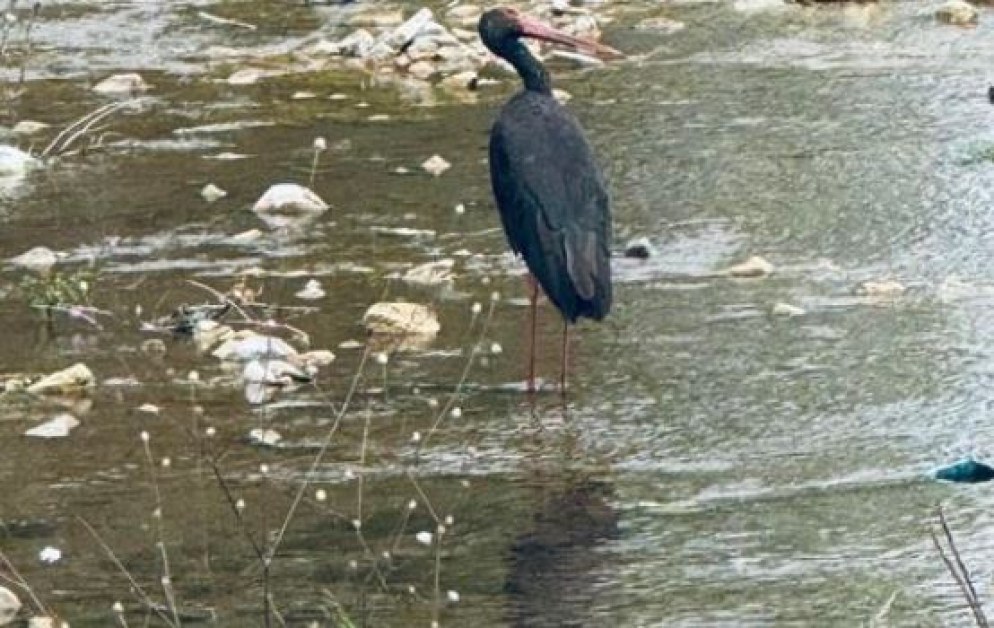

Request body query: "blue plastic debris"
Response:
[933, 459, 994, 484]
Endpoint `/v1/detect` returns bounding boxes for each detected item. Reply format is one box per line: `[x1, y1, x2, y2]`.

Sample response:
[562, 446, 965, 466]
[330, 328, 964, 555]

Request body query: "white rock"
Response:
[380, 8, 435, 50]
[720, 255, 774, 278]
[38, 546, 61, 564]
[201, 183, 227, 202]
[0, 145, 39, 176]
[137, 403, 160, 414]
[10, 246, 57, 273]
[936, 0, 977, 25]
[0, 585, 21, 626]
[415, 531, 433, 545]
[25, 413, 80, 438]
[347, 9, 404, 27]
[252, 183, 329, 213]
[249, 428, 282, 446]
[409, 60, 436, 80]
[92, 73, 150, 95]
[213, 335, 298, 361]
[291, 90, 317, 100]
[27, 363, 95, 394]
[772, 302, 805, 317]
[295, 279, 325, 300]
[402, 259, 455, 286]
[226, 68, 264, 85]
[229, 229, 263, 243]
[11, 120, 49, 136]
[421, 154, 451, 176]
[296, 349, 336, 368]
[363, 302, 440, 336]
[243, 359, 308, 384]
[553, 88, 572, 103]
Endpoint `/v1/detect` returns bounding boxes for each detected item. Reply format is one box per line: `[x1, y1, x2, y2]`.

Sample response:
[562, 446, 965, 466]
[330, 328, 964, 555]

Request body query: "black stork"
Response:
[478, 7, 622, 393]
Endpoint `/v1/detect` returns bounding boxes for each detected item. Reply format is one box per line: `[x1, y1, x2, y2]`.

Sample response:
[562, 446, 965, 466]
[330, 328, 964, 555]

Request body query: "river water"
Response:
[1, 0, 994, 626]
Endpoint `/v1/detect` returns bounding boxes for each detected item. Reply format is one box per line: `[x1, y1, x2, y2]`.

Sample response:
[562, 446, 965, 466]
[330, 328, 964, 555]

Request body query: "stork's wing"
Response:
[488, 93, 612, 322]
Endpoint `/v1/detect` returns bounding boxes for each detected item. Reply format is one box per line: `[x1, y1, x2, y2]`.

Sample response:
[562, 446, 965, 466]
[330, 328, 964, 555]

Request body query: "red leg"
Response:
[527, 274, 538, 393]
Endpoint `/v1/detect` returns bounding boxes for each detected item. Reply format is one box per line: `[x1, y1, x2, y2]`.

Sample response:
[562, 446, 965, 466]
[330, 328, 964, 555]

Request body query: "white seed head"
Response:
[461, 479, 471, 488]
[481, 276, 491, 285]
[349, 559, 358, 570]
[187, 370, 199, 382]
[344, 468, 357, 480]
[490, 291, 500, 302]
[415, 531, 433, 545]
[454, 203, 466, 215]
[382, 550, 391, 560]
[161, 457, 171, 468]
[450, 407, 462, 419]
[313, 136, 327, 151]
[161, 576, 171, 586]
[79, 280, 89, 293]
[192, 405, 204, 416]
[490, 342, 503, 355]
[376, 352, 389, 365]
[408, 499, 418, 511]
[427, 397, 439, 409]
[471, 302, 482, 315]
[259, 463, 269, 474]
[437, 524, 447, 535]
[205, 426, 216, 437]
[112, 601, 124, 614]
[408, 585, 416, 595]
[316, 489, 327, 502]
[236, 498, 246, 511]
[134, 304, 143, 317]
[445, 514, 454, 526]
[447, 590, 460, 603]
[152, 508, 162, 521]
[140, 431, 150, 443]
[411, 431, 422, 443]
[352, 519, 362, 530]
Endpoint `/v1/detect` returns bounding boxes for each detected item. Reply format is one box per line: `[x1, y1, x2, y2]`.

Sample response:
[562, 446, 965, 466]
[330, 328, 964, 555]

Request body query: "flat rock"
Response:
[421, 154, 451, 176]
[720, 255, 774, 278]
[252, 183, 329, 212]
[363, 302, 440, 336]
[772, 302, 805, 317]
[25, 413, 80, 438]
[93, 73, 150, 95]
[213, 334, 298, 361]
[855, 279, 905, 296]
[27, 363, 95, 394]
[402, 259, 455, 286]
[11, 120, 49, 136]
[10, 246, 57, 273]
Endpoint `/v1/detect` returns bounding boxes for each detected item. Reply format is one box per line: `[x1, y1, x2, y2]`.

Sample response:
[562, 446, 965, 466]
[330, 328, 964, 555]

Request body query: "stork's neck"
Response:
[504, 39, 551, 95]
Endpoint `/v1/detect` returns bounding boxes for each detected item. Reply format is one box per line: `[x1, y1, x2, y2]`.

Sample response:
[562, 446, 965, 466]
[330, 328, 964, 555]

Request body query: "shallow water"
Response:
[3, 0, 994, 625]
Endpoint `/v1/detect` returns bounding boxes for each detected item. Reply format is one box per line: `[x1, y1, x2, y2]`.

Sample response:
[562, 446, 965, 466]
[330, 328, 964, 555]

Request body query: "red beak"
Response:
[516, 14, 624, 60]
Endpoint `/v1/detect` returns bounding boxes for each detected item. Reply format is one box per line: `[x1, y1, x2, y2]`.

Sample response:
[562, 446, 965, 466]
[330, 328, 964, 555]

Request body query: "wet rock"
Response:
[402, 259, 455, 286]
[229, 229, 263, 243]
[446, 4, 482, 27]
[772, 302, 805, 317]
[935, 0, 977, 25]
[409, 60, 436, 80]
[27, 616, 62, 628]
[92, 73, 150, 95]
[11, 120, 49, 136]
[623, 237, 656, 259]
[295, 279, 325, 300]
[10, 246, 57, 273]
[0, 586, 21, 626]
[379, 8, 435, 51]
[27, 363, 95, 394]
[243, 359, 310, 385]
[0, 145, 39, 176]
[213, 334, 298, 361]
[294, 349, 336, 369]
[553, 88, 572, 103]
[933, 458, 994, 483]
[25, 413, 80, 439]
[252, 183, 329, 213]
[439, 71, 479, 91]
[137, 403, 160, 415]
[406, 37, 440, 60]
[720, 255, 774, 278]
[363, 302, 440, 336]
[421, 154, 451, 176]
[855, 279, 905, 296]
[200, 183, 227, 202]
[291, 90, 317, 100]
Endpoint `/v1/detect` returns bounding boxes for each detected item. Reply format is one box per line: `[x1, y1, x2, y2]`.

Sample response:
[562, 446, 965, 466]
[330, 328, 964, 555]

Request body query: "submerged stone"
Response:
[252, 183, 329, 213]
[92, 73, 150, 95]
[720, 255, 774, 278]
[27, 363, 95, 394]
[25, 413, 80, 439]
[363, 302, 440, 336]
[933, 459, 994, 483]
[623, 237, 656, 259]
